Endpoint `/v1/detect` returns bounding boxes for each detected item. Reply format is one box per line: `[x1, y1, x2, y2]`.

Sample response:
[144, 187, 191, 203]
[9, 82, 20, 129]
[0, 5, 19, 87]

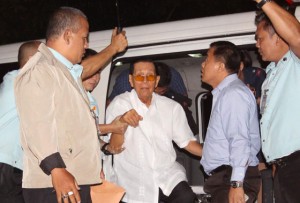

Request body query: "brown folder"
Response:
[90, 180, 125, 203]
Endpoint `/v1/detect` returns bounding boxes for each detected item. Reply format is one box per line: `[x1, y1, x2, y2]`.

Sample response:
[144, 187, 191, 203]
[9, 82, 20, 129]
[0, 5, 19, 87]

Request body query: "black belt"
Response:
[210, 165, 231, 175]
[269, 150, 300, 167]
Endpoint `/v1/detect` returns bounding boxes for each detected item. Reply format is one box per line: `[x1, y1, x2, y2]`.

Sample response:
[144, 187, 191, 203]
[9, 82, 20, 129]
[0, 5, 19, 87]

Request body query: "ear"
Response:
[239, 62, 244, 71]
[129, 75, 134, 87]
[155, 76, 160, 88]
[218, 61, 226, 72]
[63, 29, 72, 45]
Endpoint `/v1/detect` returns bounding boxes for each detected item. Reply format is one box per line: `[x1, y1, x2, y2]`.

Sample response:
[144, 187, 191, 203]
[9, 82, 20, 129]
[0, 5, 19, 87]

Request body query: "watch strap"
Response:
[257, 0, 272, 9]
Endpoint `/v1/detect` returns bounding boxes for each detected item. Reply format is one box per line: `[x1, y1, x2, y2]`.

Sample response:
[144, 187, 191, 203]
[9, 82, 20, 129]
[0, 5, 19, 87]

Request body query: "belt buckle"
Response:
[272, 158, 286, 167]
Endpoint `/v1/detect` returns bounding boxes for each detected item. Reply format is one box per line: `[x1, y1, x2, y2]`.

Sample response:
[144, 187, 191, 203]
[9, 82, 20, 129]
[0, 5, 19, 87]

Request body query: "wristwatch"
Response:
[101, 143, 113, 155]
[230, 181, 243, 188]
[256, 0, 272, 9]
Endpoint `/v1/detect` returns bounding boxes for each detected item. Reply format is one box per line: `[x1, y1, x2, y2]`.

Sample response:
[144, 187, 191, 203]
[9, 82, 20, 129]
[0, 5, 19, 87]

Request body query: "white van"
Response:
[1, 6, 299, 200]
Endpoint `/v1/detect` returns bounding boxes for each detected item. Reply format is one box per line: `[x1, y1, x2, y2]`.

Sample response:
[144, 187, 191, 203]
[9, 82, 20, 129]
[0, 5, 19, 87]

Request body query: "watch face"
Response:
[231, 181, 243, 188]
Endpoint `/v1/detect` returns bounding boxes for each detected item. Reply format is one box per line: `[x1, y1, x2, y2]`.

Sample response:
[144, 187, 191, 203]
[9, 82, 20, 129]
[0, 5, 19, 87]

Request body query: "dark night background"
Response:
[0, 0, 293, 46]
[0, 0, 264, 46]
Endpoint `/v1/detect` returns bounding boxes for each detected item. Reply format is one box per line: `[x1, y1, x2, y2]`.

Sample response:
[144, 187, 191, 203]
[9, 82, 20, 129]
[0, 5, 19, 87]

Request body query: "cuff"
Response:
[230, 166, 246, 182]
[40, 152, 66, 175]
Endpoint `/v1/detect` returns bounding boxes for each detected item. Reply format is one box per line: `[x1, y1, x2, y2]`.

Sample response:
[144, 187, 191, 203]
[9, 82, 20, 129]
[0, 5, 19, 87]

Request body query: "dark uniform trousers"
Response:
[23, 185, 92, 203]
[272, 150, 300, 203]
[0, 163, 25, 203]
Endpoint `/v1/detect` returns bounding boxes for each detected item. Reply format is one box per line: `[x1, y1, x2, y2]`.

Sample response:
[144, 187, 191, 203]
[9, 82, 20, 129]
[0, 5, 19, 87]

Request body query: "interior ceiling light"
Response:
[115, 61, 123, 66]
[188, 53, 202, 58]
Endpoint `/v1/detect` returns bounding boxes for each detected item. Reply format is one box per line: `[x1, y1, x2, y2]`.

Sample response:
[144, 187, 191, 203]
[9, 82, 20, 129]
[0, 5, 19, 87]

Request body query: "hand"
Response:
[51, 168, 81, 203]
[120, 109, 143, 128]
[229, 187, 246, 203]
[110, 115, 128, 134]
[110, 27, 128, 53]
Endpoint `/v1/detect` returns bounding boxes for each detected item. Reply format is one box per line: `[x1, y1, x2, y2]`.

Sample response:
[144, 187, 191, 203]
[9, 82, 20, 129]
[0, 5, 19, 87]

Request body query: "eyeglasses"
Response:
[133, 74, 156, 82]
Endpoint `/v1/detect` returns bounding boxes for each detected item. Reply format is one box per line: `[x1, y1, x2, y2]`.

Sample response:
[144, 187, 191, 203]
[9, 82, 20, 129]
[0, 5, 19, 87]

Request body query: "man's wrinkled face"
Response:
[129, 61, 160, 105]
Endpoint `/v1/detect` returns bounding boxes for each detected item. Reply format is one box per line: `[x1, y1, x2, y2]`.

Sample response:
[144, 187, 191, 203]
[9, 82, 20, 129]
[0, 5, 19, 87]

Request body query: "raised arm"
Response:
[81, 28, 128, 80]
[255, 0, 300, 57]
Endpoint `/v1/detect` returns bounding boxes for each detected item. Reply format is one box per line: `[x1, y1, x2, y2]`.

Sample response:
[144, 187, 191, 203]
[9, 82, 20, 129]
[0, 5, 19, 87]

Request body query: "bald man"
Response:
[14, 7, 127, 203]
[0, 40, 41, 203]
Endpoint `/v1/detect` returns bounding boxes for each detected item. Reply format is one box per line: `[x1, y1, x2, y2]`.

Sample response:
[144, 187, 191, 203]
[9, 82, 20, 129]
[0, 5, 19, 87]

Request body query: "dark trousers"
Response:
[0, 163, 25, 203]
[23, 185, 91, 203]
[273, 151, 300, 203]
[120, 181, 197, 203]
[204, 165, 261, 203]
[159, 181, 197, 203]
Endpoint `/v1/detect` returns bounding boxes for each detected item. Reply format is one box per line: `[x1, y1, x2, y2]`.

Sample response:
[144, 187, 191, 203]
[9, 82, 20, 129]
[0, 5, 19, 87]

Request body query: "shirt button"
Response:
[263, 140, 265, 142]
[260, 122, 263, 125]
[69, 148, 73, 154]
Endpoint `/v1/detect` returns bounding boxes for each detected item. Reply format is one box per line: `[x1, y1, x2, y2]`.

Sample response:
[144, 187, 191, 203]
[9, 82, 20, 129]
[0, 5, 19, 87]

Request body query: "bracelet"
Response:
[257, 0, 272, 9]
[101, 143, 113, 155]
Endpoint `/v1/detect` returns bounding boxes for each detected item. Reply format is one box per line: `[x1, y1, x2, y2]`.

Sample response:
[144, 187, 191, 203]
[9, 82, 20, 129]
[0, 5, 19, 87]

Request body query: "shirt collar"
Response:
[266, 50, 291, 73]
[48, 47, 73, 69]
[48, 47, 83, 78]
[132, 89, 157, 108]
[212, 73, 238, 96]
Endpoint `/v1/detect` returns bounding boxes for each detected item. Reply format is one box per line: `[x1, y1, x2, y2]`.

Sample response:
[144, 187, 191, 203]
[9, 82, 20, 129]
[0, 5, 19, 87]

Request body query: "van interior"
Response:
[106, 45, 266, 187]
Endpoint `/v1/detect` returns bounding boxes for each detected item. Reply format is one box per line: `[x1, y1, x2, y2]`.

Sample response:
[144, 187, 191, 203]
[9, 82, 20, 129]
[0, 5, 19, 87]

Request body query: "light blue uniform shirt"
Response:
[48, 47, 83, 89]
[87, 91, 103, 143]
[200, 74, 260, 181]
[0, 70, 23, 169]
[260, 50, 300, 162]
[87, 92, 99, 117]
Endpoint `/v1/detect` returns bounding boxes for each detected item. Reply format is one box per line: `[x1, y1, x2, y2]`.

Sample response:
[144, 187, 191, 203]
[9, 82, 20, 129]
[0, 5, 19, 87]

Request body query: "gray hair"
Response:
[46, 7, 87, 41]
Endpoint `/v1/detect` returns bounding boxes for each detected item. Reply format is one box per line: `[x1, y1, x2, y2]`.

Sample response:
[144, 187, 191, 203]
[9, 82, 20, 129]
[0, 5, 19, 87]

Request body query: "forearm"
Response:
[109, 133, 125, 149]
[81, 45, 117, 80]
[99, 123, 115, 135]
[229, 140, 250, 181]
[82, 28, 127, 79]
[184, 140, 202, 157]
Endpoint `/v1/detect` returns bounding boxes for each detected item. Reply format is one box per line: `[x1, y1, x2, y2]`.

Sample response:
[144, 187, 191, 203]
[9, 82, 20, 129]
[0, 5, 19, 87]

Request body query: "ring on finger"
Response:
[62, 194, 68, 199]
[68, 191, 74, 196]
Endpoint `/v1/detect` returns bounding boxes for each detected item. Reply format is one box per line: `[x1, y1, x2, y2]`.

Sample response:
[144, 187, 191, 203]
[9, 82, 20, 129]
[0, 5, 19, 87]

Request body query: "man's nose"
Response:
[255, 41, 260, 48]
